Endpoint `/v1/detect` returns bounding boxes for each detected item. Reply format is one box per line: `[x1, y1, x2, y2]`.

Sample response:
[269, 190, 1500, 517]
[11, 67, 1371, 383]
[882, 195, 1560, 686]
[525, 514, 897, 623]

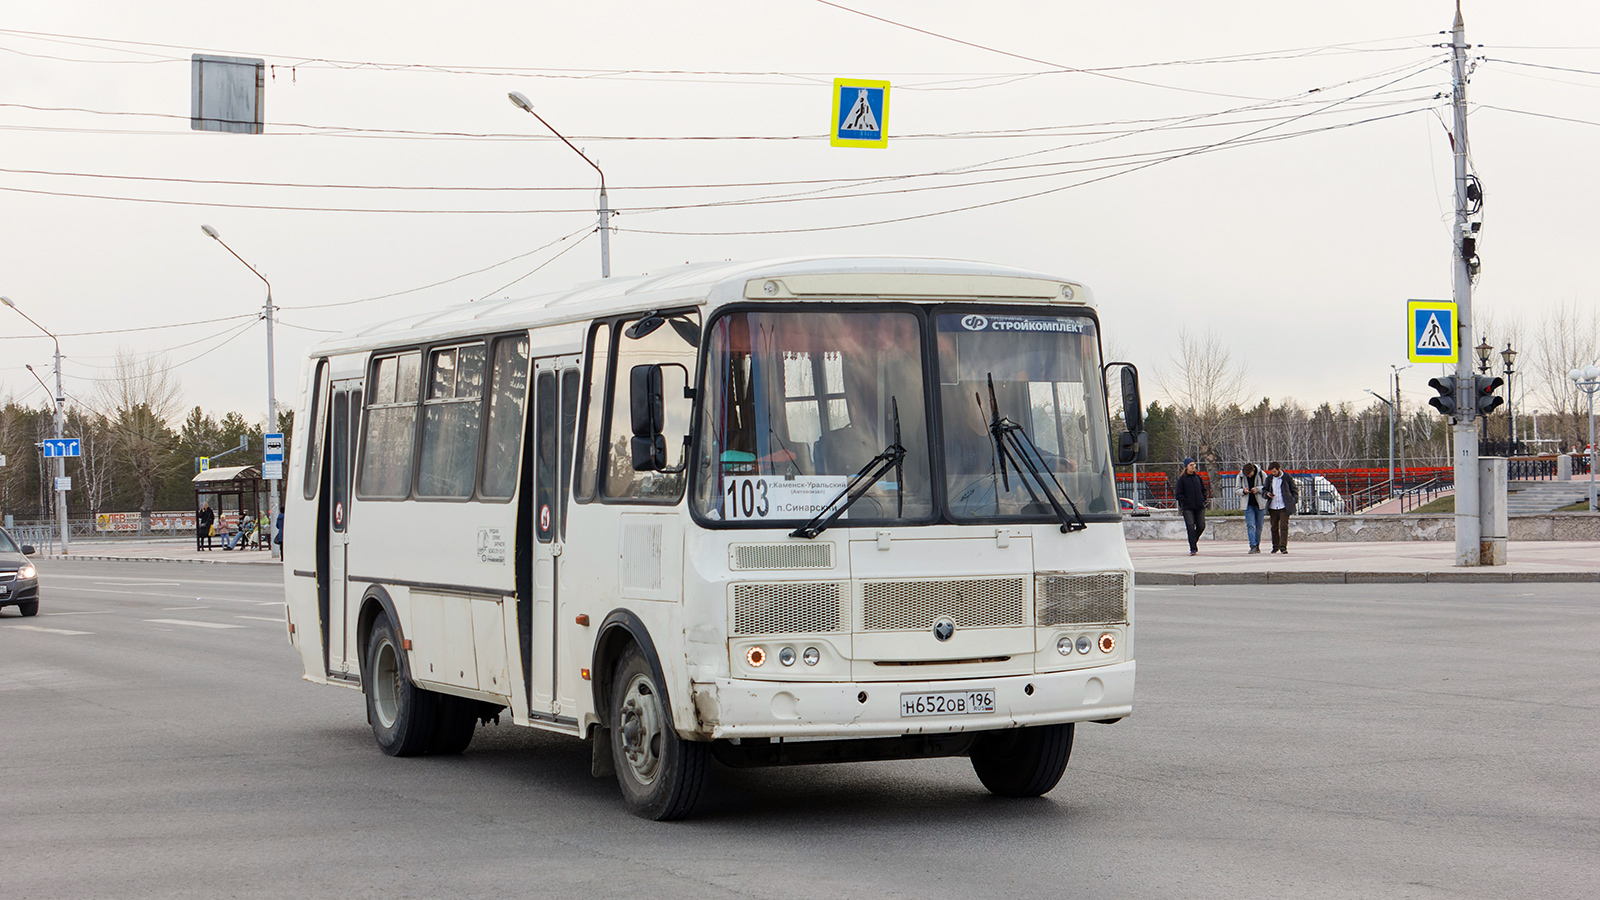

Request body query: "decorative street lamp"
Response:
[1500, 342, 1517, 454]
[1570, 364, 1600, 512]
[1475, 336, 1493, 374]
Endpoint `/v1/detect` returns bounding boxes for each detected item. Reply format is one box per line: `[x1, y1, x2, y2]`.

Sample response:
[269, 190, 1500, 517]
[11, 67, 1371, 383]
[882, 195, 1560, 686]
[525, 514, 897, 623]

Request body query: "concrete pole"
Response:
[1450, 6, 1481, 566]
[53, 342, 68, 553]
[265, 285, 280, 559]
[599, 187, 611, 279]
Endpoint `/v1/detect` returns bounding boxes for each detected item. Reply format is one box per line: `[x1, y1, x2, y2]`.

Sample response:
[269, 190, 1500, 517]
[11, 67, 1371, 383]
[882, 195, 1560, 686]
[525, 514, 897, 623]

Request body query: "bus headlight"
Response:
[1076, 635, 1091, 654]
[778, 647, 796, 667]
[1056, 636, 1072, 656]
[746, 646, 767, 667]
[1099, 633, 1116, 653]
[802, 647, 820, 666]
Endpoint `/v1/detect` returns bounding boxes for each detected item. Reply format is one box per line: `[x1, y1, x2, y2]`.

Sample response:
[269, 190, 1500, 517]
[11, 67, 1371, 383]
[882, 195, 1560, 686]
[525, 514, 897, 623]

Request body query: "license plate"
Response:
[900, 689, 996, 718]
[0, 586, 9, 596]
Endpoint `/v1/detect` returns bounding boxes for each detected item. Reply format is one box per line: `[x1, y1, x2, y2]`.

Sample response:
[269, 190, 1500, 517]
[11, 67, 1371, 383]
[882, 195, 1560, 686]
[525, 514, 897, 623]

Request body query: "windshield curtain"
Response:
[936, 311, 1117, 520]
[694, 309, 933, 525]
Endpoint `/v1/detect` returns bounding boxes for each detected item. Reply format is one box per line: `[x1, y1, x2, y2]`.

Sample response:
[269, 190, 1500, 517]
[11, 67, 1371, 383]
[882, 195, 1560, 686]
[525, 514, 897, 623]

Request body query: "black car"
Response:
[0, 529, 39, 617]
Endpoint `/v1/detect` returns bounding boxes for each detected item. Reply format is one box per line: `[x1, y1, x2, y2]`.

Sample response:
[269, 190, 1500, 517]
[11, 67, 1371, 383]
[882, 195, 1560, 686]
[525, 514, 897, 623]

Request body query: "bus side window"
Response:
[480, 334, 531, 500]
[302, 359, 328, 500]
[417, 342, 487, 499]
[603, 312, 699, 502]
[358, 350, 421, 499]
[573, 322, 611, 503]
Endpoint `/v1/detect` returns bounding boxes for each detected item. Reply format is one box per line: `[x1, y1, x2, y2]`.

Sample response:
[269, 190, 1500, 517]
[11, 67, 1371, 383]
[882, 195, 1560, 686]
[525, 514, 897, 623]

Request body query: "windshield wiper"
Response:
[791, 398, 905, 539]
[984, 374, 1088, 534]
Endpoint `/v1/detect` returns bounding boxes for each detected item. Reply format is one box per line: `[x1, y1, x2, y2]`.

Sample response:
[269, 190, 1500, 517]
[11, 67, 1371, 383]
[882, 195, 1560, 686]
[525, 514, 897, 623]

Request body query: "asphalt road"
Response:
[2, 560, 1595, 899]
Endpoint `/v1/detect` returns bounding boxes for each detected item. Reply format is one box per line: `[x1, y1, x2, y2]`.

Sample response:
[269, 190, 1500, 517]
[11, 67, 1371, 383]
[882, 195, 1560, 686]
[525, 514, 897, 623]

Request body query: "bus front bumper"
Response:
[692, 661, 1134, 740]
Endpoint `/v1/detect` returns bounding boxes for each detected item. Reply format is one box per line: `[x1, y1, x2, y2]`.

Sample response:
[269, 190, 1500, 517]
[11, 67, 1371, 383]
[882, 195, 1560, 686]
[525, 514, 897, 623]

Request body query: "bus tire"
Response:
[970, 723, 1074, 797]
[427, 695, 479, 756]
[364, 614, 436, 757]
[609, 643, 707, 820]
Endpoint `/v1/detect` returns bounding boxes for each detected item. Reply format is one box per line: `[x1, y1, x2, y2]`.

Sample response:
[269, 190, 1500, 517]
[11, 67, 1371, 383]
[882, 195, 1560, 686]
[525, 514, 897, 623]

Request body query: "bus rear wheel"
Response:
[970, 723, 1074, 797]
[428, 695, 480, 755]
[365, 615, 436, 757]
[609, 644, 708, 820]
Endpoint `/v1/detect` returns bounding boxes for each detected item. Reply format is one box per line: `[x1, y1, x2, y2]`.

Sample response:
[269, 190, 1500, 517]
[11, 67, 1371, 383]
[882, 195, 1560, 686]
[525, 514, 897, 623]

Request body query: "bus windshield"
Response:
[694, 309, 934, 525]
[936, 311, 1117, 520]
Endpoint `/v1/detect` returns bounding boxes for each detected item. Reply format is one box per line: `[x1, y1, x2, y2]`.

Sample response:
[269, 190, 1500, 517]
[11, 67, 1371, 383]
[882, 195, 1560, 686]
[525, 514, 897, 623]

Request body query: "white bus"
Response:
[283, 257, 1147, 819]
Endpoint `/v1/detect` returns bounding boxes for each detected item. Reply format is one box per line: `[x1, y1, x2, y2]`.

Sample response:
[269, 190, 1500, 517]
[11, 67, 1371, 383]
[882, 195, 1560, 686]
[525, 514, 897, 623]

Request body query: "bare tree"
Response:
[1155, 328, 1249, 464]
[98, 351, 184, 532]
[1527, 301, 1600, 452]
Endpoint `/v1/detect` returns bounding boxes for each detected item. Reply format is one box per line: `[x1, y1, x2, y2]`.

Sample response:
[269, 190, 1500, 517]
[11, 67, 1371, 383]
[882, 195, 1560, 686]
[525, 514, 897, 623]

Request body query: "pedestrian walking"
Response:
[1174, 457, 1209, 556]
[197, 502, 214, 551]
[1263, 461, 1300, 554]
[1238, 462, 1267, 554]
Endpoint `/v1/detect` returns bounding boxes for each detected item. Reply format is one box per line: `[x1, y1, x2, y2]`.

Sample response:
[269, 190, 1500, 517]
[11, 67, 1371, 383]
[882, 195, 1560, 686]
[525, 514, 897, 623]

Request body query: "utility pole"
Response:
[1449, 5, 1481, 566]
[3, 297, 69, 553]
[1392, 363, 1411, 483]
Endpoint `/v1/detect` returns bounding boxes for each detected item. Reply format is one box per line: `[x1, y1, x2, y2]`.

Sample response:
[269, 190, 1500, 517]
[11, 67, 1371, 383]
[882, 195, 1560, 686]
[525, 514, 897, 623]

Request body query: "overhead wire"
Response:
[472, 230, 595, 302]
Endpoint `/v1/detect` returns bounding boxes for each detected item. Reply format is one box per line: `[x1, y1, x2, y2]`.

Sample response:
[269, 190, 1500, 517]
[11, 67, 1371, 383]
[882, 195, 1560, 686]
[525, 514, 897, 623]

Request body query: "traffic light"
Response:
[1474, 375, 1505, 415]
[1427, 376, 1458, 416]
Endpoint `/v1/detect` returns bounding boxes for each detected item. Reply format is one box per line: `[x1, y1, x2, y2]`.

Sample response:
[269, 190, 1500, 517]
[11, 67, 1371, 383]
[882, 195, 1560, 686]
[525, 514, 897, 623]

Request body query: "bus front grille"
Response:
[861, 578, 1027, 631]
[732, 581, 845, 635]
[1036, 573, 1127, 625]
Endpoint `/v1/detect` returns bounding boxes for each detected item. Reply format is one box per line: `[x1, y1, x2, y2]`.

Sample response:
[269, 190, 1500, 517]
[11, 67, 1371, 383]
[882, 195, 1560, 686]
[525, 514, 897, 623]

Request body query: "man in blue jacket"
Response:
[1173, 457, 1209, 556]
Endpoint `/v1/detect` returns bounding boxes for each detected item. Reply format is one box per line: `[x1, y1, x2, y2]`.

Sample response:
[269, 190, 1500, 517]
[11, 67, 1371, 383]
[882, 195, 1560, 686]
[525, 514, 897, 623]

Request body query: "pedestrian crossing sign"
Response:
[1407, 299, 1458, 363]
[831, 79, 890, 148]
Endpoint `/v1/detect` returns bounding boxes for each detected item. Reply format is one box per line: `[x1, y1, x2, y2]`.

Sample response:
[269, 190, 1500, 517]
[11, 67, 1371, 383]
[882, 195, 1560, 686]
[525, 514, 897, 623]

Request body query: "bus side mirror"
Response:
[629, 364, 666, 471]
[1106, 362, 1148, 465]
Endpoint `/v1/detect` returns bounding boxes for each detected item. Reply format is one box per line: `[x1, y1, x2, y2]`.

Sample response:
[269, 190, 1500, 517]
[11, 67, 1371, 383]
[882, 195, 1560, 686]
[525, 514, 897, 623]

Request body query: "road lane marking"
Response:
[235, 615, 285, 623]
[162, 605, 210, 611]
[93, 582, 181, 587]
[44, 611, 110, 616]
[144, 619, 245, 629]
[9, 624, 91, 635]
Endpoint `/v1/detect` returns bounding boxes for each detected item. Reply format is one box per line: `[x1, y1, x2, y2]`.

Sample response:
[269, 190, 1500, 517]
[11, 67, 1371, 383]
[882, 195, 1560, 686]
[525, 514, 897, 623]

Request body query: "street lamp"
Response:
[507, 91, 610, 278]
[1500, 342, 1517, 454]
[1475, 336, 1493, 374]
[1569, 364, 1600, 512]
[201, 225, 280, 558]
[1367, 389, 1395, 490]
[1, 296, 69, 553]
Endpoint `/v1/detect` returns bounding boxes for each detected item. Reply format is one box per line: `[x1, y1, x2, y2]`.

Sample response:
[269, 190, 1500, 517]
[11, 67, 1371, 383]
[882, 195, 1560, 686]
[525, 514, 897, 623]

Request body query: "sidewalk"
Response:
[1130, 539, 1600, 584]
[52, 539, 282, 566]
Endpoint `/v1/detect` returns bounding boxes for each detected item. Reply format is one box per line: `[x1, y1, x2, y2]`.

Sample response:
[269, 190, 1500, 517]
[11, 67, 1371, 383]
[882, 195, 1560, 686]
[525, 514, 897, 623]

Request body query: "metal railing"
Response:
[1398, 476, 1452, 513]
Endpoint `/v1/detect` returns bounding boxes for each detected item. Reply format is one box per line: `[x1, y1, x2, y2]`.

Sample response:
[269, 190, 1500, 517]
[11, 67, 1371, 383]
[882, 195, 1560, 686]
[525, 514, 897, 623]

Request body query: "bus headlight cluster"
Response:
[1057, 633, 1116, 656]
[745, 645, 822, 669]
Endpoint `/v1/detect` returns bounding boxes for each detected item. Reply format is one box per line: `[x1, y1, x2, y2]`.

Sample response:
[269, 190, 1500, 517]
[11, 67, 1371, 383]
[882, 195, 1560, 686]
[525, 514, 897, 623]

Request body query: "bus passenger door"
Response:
[327, 380, 361, 676]
[527, 356, 582, 719]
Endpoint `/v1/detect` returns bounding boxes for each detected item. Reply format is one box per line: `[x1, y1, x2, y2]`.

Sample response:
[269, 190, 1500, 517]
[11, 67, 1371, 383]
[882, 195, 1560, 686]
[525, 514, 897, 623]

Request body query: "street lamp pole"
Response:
[1500, 342, 1517, 455]
[1391, 363, 1411, 482]
[201, 225, 279, 559]
[1367, 389, 1395, 490]
[507, 91, 609, 278]
[2, 296, 69, 553]
[1571, 365, 1600, 512]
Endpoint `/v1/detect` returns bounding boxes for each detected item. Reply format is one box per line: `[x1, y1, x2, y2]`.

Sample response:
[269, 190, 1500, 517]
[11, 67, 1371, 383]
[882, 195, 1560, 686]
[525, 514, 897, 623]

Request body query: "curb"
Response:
[55, 554, 281, 567]
[1136, 570, 1600, 586]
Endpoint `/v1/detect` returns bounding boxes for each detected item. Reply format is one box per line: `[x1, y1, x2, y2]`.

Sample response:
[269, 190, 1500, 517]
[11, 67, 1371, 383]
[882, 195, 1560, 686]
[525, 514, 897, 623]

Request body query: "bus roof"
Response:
[307, 256, 1092, 356]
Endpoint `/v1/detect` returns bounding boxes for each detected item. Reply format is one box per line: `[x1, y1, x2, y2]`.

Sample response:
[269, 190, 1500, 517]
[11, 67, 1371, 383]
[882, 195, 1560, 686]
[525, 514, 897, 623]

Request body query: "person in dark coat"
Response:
[1173, 457, 1209, 555]
[197, 502, 215, 551]
[1263, 460, 1300, 554]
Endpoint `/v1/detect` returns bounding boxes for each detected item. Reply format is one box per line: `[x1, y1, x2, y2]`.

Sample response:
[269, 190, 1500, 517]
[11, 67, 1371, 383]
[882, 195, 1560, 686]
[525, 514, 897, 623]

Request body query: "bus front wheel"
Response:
[608, 644, 708, 820]
[970, 723, 1074, 797]
[365, 615, 436, 757]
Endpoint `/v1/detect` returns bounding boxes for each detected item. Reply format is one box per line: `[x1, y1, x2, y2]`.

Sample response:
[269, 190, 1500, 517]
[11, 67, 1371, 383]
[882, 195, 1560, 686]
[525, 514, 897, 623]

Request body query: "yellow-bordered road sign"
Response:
[1408, 299, 1458, 364]
[831, 79, 890, 148]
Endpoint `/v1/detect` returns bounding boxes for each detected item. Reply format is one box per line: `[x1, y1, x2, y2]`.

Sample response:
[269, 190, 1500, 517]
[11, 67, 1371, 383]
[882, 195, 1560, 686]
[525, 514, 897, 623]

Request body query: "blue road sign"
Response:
[1408, 299, 1458, 364]
[41, 438, 81, 458]
[264, 433, 285, 462]
[831, 79, 890, 148]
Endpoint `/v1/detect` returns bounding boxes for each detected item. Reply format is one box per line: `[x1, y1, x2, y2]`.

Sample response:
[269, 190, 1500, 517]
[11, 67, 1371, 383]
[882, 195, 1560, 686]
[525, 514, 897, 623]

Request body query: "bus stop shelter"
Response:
[192, 465, 267, 550]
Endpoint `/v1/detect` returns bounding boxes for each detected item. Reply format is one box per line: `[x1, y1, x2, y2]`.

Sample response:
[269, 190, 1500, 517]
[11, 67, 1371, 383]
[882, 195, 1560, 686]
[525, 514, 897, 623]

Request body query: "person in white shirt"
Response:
[1263, 461, 1299, 554]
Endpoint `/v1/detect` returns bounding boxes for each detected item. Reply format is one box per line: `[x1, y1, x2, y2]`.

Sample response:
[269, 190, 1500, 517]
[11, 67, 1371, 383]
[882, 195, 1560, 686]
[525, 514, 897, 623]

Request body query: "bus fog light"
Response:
[1056, 636, 1072, 656]
[746, 646, 767, 667]
[1099, 633, 1116, 653]
[778, 647, 796, 667]
[1075, 635, 1091, 654]
[802, 647, 820, 666]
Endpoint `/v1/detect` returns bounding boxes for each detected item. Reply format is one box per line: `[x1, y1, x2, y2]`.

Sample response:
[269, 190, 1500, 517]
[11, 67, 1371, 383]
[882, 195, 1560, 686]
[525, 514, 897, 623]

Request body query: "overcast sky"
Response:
[1, 1, 1595, 430]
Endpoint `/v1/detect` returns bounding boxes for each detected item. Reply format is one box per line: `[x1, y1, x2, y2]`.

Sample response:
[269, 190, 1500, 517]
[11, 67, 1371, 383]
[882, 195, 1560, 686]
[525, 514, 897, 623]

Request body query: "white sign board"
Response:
[722, 476, 848, 521]
[262, 461, 284, 480]
[55, 476, 72, 491]
[191, 54, 265, 134]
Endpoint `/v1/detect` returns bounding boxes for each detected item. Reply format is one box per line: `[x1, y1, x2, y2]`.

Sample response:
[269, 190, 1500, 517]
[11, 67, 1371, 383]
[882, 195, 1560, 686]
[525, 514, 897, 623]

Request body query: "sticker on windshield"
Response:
[723, 476, 848, 521]
[943, 314, 1085, 334]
